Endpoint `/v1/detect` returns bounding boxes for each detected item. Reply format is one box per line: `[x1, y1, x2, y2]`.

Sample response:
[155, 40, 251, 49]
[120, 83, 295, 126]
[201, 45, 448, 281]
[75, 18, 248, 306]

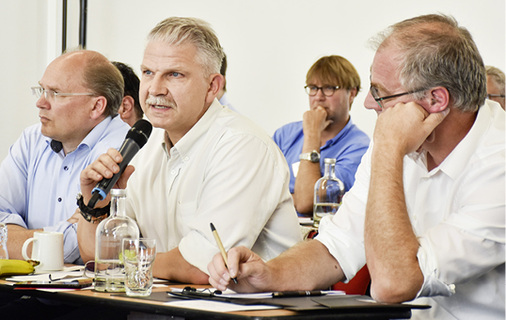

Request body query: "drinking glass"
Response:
[122, 238, 156, 297]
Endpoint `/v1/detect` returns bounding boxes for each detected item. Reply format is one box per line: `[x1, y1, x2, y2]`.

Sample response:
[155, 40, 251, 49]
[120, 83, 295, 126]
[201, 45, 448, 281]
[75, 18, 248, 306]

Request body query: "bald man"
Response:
[0, 50, 130, 264]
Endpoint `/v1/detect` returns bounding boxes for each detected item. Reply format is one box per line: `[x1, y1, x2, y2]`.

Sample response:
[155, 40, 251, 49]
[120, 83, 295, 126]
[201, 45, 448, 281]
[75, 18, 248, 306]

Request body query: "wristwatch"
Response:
[76, 193, 111, 223]
[299, 150, 320, 163]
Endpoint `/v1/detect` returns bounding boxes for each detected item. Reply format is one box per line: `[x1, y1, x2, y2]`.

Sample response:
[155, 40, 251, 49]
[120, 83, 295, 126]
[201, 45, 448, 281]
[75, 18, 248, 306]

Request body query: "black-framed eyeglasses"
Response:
[487, 93, 505, 99]
[31, 86, 95, 100]
[370, 86, 428, 109]
[304, 85, 341, 97]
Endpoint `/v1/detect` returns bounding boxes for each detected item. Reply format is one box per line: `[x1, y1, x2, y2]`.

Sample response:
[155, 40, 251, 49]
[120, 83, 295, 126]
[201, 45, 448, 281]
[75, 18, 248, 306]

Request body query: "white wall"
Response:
[1, 0, 504, 161]
[1, 1, 48, 161]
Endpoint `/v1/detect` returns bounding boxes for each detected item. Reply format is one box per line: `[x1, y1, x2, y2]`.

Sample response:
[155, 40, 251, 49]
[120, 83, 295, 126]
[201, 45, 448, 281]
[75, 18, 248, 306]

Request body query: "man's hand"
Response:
[373, 102, 450, 155]
[208, 241, 345, 293]
[365, 102, 449, 303]
[80, 148, 134, 205]
[302, 106, 332, 136]
[208, 246, 272, 293]
[293, 106, 331, 214]
[77, 148, 134, 263]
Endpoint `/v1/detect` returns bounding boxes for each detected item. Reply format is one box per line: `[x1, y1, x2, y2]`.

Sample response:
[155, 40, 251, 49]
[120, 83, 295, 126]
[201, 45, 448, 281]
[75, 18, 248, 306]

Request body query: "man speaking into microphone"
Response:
[77, 17, 301, 284]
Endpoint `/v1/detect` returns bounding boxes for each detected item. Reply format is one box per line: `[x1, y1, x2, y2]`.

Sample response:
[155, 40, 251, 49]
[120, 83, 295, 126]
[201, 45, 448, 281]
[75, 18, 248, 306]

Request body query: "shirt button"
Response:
[64, 166, 69, 171]
[58, 197, 62, 202]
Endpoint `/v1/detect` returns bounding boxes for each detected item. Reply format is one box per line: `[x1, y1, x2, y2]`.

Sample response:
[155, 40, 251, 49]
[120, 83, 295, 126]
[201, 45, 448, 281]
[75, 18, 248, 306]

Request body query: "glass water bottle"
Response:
[94, 189, 139, 292]
[313, 158, 344, 228]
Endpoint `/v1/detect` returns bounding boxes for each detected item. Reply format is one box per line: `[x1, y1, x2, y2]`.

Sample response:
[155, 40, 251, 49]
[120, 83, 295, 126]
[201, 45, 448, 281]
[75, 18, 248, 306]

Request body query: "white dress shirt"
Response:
[125, 100, 302, 273]
[316, 100, 505, 320]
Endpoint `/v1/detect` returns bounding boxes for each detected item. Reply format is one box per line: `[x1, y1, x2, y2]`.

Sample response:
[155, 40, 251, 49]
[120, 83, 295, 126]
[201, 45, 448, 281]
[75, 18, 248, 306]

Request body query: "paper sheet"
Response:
[5, 265, 86, 282]
[165, 299, 278, 312]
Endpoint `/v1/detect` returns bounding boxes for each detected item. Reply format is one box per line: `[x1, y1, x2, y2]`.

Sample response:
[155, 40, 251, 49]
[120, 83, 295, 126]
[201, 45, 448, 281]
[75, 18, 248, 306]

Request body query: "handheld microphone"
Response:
[88, 119, 153, 208]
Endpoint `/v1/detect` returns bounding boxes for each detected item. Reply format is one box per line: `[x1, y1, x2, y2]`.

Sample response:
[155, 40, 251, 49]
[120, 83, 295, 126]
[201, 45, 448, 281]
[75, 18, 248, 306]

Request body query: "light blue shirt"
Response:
[0, 116, 130, 263]
[273, 118, 370, 194]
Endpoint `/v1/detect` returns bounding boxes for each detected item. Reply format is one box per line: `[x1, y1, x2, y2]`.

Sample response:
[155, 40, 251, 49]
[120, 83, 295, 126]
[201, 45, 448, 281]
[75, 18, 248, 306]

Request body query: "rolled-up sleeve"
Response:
[315, 147, 372, 282]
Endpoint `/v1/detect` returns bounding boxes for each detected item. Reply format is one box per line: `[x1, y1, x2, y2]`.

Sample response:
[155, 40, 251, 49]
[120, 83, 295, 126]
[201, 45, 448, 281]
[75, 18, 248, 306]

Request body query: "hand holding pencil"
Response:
[210, 223, 238, 284]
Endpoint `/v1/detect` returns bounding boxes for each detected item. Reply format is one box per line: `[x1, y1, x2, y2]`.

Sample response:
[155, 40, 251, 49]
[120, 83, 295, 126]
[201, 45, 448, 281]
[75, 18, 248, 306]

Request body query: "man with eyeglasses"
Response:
[209, 14, 504, 320]
[485, 65, 505, 110]
[0, 50, 130, 264]
[273, 55, 370, 216]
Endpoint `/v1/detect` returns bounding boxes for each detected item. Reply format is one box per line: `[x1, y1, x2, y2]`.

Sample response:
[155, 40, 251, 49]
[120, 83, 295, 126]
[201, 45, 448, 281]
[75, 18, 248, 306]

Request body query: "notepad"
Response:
[168, 287, 344, 299]
[219, 289, 344, 298]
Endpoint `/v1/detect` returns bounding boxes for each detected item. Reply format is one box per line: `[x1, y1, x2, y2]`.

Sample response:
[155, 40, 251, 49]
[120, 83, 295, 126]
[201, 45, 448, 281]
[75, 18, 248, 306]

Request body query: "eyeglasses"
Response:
[370, 86, 428, 109]
[487, 94, 505, 99]
[304, 85, 341, 97]
[31, 86, 95, 100]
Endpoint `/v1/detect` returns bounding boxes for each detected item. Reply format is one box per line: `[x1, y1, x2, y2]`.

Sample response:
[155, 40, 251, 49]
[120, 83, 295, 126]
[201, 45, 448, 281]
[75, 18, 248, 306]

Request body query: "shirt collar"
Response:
[408, 101, 493, 179]
[161, 100, 222, 160]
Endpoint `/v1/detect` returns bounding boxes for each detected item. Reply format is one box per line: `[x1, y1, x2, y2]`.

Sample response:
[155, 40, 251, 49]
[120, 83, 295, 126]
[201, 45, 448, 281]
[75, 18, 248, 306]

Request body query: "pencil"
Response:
[210, 223, 238, 284]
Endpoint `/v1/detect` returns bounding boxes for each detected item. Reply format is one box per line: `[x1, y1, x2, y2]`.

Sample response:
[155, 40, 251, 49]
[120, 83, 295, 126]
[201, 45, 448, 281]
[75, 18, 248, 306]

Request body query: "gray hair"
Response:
[370, 14, 486, 112]
[486, 65, 505, 91]
[147, 17, 224, 77]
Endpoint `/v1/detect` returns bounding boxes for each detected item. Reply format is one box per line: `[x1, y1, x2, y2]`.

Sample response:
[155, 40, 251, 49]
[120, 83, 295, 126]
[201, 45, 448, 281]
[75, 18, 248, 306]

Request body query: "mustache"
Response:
[145, 95, 176, 107]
